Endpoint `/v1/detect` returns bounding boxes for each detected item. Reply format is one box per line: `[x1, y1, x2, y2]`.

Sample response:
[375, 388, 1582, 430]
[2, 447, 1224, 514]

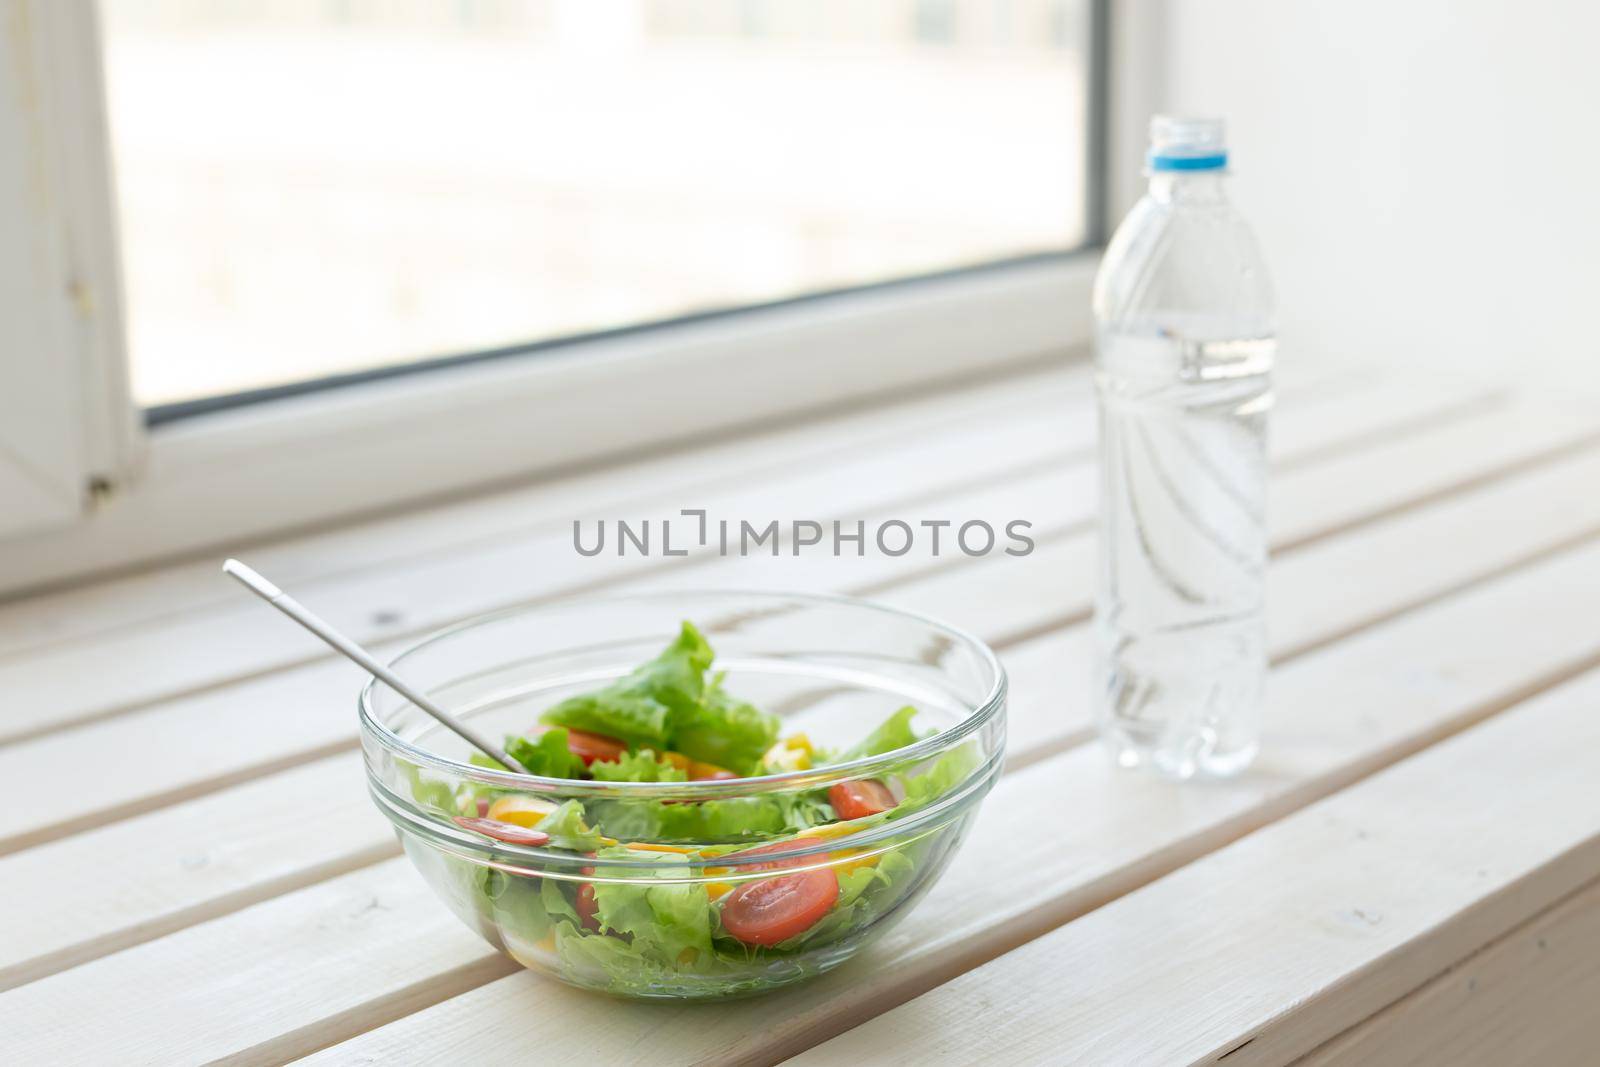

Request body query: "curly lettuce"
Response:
[833, 705, 928, 763]
[537, 623, 780, 775]
[589, 847, 716, 967]
[586, 790, 833, 842]
[890, 741, 982, 818]
[668, 674, 780, 775]
[504, 728, 587, 779]
[540, 622, 714, 748]
[530, 798, 608, 852]
[588, 749, 689, 783]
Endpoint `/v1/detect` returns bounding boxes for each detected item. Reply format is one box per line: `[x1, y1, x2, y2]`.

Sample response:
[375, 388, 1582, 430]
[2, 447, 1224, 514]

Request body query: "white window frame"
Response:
[0, 0, 1158, 597]
[0, 0, 139, 544]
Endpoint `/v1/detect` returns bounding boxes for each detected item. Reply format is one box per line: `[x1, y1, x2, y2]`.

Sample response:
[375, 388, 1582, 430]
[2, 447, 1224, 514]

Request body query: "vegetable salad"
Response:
[403, 622, 977, 997]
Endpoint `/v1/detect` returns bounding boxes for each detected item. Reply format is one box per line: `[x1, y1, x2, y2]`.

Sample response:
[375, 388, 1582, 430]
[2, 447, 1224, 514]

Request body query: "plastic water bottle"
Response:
[1091, 116, 1276, 780]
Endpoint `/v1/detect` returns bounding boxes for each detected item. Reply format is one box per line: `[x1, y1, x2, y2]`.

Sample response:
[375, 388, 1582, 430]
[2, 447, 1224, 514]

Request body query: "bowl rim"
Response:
[358, 588, 1006, 804]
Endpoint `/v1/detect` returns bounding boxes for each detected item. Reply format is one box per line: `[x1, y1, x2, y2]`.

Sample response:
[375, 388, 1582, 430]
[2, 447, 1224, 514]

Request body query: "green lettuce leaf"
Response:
[541, 878, 581, 927]
[540, 622, 713, 748]
[481, 870, 553, 945]
[458, 729, 585, 812]
[834, 705, 927, 763]
[468, 728, 587, 781]
[891, 741, 981, 818]
[504, 728, 587, 779]
[531, 798, 608, 852]
[588, 847, 715, 969]
[586, 789, 833, 843]
[667, 674, 779, 775]
[552, 921, 649, 986]
[402, 763, 457, 814]
[588, 749, 689, 783]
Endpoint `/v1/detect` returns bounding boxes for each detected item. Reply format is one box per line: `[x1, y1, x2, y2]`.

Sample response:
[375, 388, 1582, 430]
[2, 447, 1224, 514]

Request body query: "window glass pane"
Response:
[101, 0, 1092, 408]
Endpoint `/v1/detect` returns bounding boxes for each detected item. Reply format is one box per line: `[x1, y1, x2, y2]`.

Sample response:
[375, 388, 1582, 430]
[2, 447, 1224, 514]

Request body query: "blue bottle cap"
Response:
[1147, 115, 1228, 172]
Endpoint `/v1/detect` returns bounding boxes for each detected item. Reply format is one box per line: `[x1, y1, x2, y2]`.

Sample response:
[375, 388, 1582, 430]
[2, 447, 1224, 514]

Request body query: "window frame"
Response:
[0, 0, 1154, 597]
[0, 0, 139, 544]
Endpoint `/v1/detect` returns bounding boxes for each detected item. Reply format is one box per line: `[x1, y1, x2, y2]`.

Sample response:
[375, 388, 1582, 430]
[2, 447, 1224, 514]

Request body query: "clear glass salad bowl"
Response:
[360, 590, 1006, 1000]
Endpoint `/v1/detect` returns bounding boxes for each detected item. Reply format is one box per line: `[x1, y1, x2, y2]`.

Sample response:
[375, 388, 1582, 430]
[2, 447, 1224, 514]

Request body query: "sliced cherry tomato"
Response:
[561, 729, 628, 765]
[452, 816, 551, 847]
[720, 868, 839, 946]
[575, 882, 601, 932]
[574, 857, 603, 932]
[828, 779, 896, 820]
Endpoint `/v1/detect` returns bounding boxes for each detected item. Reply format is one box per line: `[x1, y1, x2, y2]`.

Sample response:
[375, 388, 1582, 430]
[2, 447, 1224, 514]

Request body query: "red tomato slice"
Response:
[452, 816, 551, 847]
[562, 729, 628, 765]
[575, 882, 601, 933]
[574, 857, 603, 933]
[720, 868, 840, 946]
[828, 779, 896, 820]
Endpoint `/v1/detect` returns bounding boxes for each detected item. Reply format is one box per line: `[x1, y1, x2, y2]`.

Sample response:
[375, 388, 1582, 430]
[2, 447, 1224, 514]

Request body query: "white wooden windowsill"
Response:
[2, 354, 1599, 1064]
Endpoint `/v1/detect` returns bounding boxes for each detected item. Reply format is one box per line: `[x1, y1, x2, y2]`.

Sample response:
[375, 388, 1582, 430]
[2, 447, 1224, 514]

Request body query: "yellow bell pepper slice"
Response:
[761, 740, 812, 772]
[486, 794, 559, 828]
[688, 759, 733, 779]
[829, 848, 882, 875]
[623, 842, 698, 854]
[795, 821, 857, 842]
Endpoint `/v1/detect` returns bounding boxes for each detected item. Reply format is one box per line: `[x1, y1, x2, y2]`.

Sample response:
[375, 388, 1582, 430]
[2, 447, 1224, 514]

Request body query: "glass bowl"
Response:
[359, 590, 1006, 1000]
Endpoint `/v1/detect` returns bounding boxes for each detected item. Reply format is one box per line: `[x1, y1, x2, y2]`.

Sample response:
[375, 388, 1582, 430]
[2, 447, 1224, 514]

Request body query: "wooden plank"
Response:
[1296, 875, 1600, 1067]
[0, 855, 513, 1067]
[0, 751, 382, 991]
[0, 369, 1489, 746]
[793, 668, 1600, 1067]
[0, 392, 1581, 857]
[14, 525, 1600, 1066]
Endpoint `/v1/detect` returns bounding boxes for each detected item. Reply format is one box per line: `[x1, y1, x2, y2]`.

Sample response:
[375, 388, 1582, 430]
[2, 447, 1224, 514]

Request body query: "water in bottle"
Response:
[1091, 116, 1276, 780]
